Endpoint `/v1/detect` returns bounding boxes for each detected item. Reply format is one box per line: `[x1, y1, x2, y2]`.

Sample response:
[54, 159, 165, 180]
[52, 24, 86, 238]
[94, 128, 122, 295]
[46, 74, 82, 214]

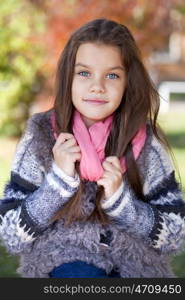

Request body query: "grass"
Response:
[0, 108, 185, 277]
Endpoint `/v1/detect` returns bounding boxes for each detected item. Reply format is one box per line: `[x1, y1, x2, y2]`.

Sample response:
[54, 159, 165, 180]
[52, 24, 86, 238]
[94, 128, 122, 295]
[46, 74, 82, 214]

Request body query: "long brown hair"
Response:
[52, 18, 180, 226]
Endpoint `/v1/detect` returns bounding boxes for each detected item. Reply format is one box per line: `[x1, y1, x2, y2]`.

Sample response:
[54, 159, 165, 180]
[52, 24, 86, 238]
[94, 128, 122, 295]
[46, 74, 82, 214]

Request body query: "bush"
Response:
[0, 0, 46, 137]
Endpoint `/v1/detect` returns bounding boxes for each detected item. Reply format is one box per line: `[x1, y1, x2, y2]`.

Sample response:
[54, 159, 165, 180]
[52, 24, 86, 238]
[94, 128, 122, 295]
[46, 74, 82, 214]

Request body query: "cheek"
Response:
[72, 78, 86, 99]
[71, 79, 77, 95]
[117, 82, 126, 100]
[110, 85, 124, 103]
[72, 80, 80, 103]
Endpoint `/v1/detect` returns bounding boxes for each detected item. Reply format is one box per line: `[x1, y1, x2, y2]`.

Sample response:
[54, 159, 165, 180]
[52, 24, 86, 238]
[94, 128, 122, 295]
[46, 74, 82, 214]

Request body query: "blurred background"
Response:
[0, 0, 185, 277]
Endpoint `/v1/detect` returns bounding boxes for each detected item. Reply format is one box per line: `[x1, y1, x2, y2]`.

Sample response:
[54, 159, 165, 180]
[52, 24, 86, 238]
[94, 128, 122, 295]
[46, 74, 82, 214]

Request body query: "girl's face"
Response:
[72, 42, 126, 127]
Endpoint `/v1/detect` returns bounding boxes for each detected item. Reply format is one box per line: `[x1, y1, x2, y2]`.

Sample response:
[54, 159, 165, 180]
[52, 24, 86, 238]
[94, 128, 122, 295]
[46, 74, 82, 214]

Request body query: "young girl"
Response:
[0, 18, 185, 278]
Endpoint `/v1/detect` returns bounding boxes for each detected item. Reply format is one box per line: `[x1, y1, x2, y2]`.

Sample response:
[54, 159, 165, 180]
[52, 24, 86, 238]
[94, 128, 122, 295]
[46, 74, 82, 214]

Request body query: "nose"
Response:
[89, 78, 105, 94]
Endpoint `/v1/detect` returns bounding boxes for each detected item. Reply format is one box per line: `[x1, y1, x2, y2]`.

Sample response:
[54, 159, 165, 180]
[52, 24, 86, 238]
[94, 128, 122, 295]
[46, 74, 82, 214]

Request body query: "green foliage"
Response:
[0, 0, 46, 137]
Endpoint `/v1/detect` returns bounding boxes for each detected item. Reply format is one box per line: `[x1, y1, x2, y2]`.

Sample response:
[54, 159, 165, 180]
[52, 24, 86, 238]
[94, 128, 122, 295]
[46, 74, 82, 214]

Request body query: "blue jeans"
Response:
[49, 260, 120, 278]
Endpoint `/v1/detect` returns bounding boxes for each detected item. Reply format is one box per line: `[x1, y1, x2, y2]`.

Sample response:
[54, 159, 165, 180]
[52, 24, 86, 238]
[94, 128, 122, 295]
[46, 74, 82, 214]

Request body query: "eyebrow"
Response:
[75, 63, 124, 71]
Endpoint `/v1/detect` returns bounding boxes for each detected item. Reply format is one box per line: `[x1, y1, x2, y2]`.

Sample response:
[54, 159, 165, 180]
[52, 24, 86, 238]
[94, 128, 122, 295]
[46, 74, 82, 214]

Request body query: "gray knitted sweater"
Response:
[0, 109, 185, 278]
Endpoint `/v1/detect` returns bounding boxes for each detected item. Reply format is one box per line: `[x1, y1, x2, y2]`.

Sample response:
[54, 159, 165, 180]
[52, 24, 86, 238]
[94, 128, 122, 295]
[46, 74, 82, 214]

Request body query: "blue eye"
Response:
[78, 71, 90, 77]
[107, 73, 119, 79]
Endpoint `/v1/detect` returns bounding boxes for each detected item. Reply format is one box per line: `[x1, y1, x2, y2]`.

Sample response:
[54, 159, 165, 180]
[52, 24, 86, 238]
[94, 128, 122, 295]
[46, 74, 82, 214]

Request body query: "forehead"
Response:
[75, 42, 123, 66]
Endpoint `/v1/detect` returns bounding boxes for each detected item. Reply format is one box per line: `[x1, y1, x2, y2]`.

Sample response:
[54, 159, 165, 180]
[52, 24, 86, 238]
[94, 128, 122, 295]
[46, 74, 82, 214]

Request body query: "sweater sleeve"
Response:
[101, 132, 185, 255]
[0, 113, 80, 254]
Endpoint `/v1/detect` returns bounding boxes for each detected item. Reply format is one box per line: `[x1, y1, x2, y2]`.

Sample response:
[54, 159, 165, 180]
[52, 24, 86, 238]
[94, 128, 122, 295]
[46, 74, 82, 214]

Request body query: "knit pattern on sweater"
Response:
[0, 109, 185, 278]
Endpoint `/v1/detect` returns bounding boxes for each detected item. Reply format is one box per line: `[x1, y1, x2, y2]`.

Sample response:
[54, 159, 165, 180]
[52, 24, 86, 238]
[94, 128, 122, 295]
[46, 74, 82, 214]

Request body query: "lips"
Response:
[84, 99, 108, 103]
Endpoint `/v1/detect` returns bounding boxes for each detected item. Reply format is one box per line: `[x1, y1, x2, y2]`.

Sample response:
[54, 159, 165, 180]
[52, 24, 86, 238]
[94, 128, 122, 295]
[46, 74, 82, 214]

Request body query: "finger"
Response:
[75, 152, 81, 161]
[102, 160, 116, 172]
[105, 156, 122, 171]
[54, 133, 76, 148]
[71, 152, 81, 162]
[68, 145, 81, 153]
[97, 178, 106, 186]
[59, 138, 77, 150]
[101, 170, 112, 179]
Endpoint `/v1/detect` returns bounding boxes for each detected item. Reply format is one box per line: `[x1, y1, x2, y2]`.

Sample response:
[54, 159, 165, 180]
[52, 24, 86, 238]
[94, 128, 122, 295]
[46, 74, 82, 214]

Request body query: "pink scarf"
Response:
[51, 110, 147, 182]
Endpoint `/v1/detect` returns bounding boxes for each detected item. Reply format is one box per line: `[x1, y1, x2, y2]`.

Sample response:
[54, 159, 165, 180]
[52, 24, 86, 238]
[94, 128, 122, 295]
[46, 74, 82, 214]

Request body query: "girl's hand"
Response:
[97, 156, 123, 199]
[52, 133, 81, 177]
